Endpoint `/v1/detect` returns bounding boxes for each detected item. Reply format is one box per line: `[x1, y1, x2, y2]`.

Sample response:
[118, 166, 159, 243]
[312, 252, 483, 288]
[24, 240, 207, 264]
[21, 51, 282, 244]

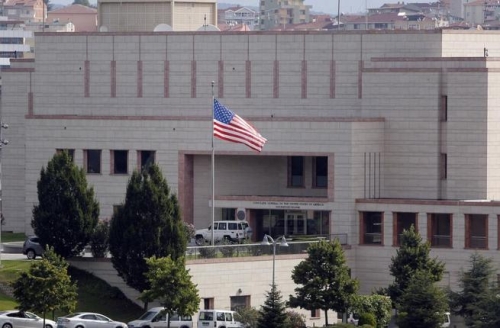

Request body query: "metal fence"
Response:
[186, 233, 348, 260]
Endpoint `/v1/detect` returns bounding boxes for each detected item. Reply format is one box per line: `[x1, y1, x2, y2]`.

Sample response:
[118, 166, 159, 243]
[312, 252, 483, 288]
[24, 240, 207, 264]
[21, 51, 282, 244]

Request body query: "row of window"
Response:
[56, 149, 155, 175]
[360, 211, 490, 249]
[288, 156, 328, 189]
[58, 150, 329, 189]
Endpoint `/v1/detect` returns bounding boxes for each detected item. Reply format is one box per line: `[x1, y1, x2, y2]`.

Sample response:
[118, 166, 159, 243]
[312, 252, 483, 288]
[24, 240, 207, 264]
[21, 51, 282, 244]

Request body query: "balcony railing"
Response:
[186, 233, 348, 260]
[431, 234, 451, 247]
[468, 236, 487, 249]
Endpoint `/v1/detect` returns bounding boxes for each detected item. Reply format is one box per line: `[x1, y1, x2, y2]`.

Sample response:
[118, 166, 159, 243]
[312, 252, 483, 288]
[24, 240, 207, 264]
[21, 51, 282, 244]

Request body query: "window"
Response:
[441, 95, 448, 122]
[310, 309, 320, 318]
[428, 213, 452, 247]
[203, 298, 214, 310]
[360, 212, 383, 245]
[138, 150, 155, 171]
[465, 214, 487, 249]
[313, 156, 328, 188]
[441, 153, 448, 178]
[394, 212, 417, 246]
[56, 148, 75, 162]
[288, 156, 304, 187]
[84, 149, 101, 174]
[230, 295, 250, 310]
[222, 208, 236, 221]
[111, 150, 128, 174]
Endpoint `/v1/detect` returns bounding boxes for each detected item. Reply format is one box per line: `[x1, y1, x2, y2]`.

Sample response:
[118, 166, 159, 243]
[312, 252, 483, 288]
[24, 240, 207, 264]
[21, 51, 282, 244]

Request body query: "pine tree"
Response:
[289, 239, 358, 326]
[388, 225, 444, 307]
[258, 283, 288, 328]
[397, 270, 449, 328]
[109, 164, 186, 294]
[32, 151, 99, 258]
[449, 253, 496, 327]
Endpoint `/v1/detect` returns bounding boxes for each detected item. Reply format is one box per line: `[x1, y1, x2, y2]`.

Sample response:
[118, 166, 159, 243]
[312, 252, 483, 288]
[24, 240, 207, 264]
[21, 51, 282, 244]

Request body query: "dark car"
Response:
[22, 236, 44, 260]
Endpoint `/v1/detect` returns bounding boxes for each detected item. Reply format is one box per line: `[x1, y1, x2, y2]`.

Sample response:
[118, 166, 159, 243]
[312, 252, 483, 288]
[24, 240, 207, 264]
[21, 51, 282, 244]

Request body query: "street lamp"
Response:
[0, 122, 8, 267]
[261, 234, 288, 286]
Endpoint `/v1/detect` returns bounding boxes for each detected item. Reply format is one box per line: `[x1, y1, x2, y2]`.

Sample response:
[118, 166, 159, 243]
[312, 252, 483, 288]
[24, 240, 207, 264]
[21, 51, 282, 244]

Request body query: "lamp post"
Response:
[261, 234, 288, 286]
[0, 122, 8, 268]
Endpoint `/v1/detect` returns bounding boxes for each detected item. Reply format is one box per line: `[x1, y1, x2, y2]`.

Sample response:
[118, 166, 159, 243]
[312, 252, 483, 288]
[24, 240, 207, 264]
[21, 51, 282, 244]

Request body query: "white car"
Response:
[57, 313, 126, 328]
[0, 310, 56, 328]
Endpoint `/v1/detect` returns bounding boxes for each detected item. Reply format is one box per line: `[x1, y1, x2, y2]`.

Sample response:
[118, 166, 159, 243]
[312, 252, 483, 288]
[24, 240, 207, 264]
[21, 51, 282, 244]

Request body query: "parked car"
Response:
[127, 307, 192, 328]
[197, 310, 242, 328]
[57, 313, 126, 328]
[22, 236, 44, 260]
[0, 310, 56, 328]
[195, 221, 249, 245]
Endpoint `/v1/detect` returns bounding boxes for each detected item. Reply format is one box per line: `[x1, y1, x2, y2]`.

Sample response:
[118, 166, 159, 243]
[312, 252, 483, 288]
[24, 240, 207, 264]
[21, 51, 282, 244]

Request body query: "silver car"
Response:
[22, 236, 44, 260]
[57, 313, 126, 328]
[0, 310, 56, 328]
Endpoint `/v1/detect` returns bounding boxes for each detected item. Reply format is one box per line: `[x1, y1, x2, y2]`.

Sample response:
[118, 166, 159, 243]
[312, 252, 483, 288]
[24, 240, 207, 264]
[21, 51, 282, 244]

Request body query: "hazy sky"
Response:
[54, 0, 437, 14]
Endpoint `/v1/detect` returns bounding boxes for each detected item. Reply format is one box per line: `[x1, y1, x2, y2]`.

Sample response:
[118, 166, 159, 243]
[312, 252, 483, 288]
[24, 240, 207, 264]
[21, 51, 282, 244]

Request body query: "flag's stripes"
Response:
[213, 99, 267, 152]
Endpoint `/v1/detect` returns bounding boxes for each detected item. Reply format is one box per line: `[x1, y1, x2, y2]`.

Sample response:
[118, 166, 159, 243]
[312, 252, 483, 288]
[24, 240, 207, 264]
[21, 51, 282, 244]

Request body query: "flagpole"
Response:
[211, 81, 215, 246]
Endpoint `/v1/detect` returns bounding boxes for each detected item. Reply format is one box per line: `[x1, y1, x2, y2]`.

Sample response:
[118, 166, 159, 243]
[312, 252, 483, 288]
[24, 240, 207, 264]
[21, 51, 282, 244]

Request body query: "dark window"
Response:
[429, 213, 452, 247]
[313, 156, 328, 188]
[203, 298, 214, 310]
[86, 149, 101, 174]
[441, 153, 447, 180]
[288, 156, 304, 187]
[441, 95, 448, 122]
[311, 309, 320, 318]
[395, 212, 417, 246]
[230, 295, 250, 310]
[113, 150, 128, 174]
[360, 211, 383, 245]
[139, 150, 155, 171]
[465, 214, 487, 249]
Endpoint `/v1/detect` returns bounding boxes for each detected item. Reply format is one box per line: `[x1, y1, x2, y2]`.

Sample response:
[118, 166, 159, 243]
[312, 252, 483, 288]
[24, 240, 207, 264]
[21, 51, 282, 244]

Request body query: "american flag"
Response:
[213, 99, 267, 152]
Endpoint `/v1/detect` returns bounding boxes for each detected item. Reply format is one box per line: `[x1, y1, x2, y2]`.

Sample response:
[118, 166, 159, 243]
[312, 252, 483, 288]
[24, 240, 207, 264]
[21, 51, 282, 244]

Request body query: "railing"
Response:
[468, 236, 487, 249]
[432, 235, 451, 247]
[363, 232, 382, 245]
[186, 233, 348, 260]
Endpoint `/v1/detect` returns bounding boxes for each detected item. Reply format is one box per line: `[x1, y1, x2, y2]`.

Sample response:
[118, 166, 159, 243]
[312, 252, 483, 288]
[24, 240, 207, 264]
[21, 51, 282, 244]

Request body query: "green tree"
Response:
[396, 270, 448, 328]
[72, 0, 91, 6]
[289, 239, 358, 326]
[352, 294, 392, 328]
[388, 225, 444, 307]
[467, 288, 500, 328]
[90, 219, 110, 258]
[449, 253, 497, 327]
[109, 164, 186, 294]
[284, 310, 306, 328]
[32, 151, 99, 258]
[11, 247, 77, 324]
[140, 256, 199, 328]
[257, 283, 288, 328]
[235, 307, 260, 328]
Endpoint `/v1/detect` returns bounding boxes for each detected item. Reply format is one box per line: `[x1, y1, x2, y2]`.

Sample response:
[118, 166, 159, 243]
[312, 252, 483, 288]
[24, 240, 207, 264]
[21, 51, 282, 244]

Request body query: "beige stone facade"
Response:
[3, 30, 500, 325]
[47, 4, 97, 32]
[97, 0, 217, 32]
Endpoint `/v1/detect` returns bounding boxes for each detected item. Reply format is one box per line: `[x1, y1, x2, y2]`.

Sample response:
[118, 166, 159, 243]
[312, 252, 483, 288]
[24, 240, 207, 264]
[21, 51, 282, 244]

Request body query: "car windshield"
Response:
[138, 311, 157, 321]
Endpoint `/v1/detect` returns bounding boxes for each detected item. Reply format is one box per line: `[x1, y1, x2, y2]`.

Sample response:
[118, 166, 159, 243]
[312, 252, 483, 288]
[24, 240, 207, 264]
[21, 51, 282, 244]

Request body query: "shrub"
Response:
[358, 313, 376, 327]
[235, 307, 260, 328]
[90, 219, 110, 258]
[218, 238, 236, 257]
[331, 324, 356, 327]
[197, 241, 217, 259]
[183, 222, 195, 242]
[285, 310, 306, 328]
[360, 325, 375, 328]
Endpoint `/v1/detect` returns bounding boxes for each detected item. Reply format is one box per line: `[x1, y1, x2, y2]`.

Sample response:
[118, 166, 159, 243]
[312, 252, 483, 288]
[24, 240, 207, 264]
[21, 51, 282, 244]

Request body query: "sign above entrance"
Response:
[213, 199, 330, 210]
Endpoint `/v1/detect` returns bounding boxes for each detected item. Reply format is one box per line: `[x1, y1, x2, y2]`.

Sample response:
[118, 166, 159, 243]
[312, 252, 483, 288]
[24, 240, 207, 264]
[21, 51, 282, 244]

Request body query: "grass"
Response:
[1, 233, 26, 243]
[0, 260, 144, 322]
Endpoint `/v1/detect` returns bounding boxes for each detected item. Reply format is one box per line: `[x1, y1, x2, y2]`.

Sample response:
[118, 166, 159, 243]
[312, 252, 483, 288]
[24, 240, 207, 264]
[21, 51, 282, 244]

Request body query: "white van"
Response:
[127, 307, 193, 328]
[197, 310, 242, 328]
[195, 221, 249, 245]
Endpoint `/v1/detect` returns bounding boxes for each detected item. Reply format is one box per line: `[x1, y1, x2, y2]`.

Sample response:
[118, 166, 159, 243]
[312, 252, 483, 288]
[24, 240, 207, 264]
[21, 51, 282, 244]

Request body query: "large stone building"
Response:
[2, 29, 500, 324]
[259, 0, 311, 30]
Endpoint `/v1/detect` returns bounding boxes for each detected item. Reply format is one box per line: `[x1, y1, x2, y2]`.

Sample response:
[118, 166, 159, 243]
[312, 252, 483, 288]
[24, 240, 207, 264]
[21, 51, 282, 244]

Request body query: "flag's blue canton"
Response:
[214, 100, 234, 124]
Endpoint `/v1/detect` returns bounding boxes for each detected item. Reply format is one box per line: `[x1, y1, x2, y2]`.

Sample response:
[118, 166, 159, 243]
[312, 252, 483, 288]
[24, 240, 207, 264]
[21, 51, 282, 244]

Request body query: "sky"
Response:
[53, 0, 437, 14]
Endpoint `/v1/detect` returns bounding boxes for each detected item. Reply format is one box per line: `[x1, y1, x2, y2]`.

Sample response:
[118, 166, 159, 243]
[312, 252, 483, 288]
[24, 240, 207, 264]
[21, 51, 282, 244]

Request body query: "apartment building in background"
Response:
[98, 0, 217, 32]
[259, 0, 311, 30]
[47, 4, 97, 32]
